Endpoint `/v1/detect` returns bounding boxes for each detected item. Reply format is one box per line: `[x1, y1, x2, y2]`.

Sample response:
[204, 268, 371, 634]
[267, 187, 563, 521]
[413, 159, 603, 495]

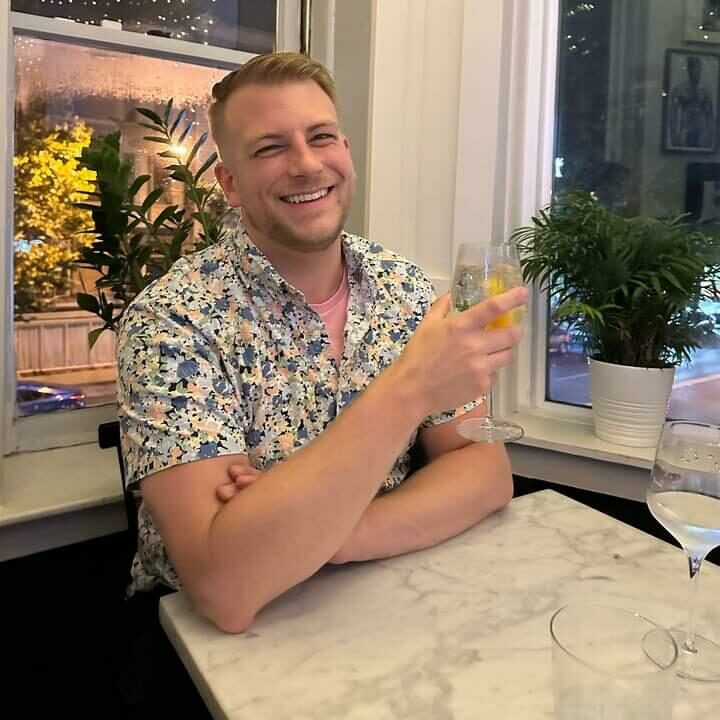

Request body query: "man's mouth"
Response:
[280, 186, 334, 204]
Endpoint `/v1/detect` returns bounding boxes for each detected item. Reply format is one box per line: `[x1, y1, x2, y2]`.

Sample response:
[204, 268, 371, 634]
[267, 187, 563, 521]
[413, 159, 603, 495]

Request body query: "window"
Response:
[13, 36, 228, 413]
[11, 1, 277, 53]
[4, 3, 302, 450]
[548, 0, 719, 425]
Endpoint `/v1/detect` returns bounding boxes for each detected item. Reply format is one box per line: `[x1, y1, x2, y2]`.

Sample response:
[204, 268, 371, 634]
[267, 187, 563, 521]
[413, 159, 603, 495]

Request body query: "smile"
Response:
[280, 186, 333, 204]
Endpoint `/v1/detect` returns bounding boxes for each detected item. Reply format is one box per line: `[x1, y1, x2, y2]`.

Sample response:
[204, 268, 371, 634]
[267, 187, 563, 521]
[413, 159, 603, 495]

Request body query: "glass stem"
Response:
[484, 390, 494, 420]
[684, 552, 705, 654]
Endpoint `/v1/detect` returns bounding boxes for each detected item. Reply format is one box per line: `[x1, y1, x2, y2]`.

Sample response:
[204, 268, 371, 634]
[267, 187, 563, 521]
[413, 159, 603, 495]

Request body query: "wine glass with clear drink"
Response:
[647, 420, 720, 682]
[450, 242, 526, 443]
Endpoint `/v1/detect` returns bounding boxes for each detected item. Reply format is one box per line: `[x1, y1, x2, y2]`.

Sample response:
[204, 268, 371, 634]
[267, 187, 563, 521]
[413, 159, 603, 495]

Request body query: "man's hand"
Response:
[216, 460, 261, 502]
[391, 287, 528, 419]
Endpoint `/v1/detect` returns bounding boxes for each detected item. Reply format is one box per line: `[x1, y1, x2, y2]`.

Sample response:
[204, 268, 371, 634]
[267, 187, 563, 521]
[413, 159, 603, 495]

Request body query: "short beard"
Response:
[244, 205, 350, 254]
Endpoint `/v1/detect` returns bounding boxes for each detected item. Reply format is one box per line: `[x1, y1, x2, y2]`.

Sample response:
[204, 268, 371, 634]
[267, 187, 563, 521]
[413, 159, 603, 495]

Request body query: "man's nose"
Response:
[287, 141, 323, 176]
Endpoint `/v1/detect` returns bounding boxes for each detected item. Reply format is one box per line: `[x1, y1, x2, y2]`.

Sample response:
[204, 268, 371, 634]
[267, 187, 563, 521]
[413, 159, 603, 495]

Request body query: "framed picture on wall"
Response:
[685, 0, 720, 44]
[662, 49, 720, 153]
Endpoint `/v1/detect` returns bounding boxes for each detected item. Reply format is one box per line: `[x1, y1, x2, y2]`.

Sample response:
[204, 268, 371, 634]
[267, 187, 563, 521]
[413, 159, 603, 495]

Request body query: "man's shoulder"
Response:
[119, 236, 242, 337]
[127, 237, 239, 311]
[343, 233, 432, 286]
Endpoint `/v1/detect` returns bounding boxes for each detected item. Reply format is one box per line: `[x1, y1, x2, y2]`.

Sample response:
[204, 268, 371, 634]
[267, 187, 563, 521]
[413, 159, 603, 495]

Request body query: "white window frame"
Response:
[2, 0, 303, 454]
[489, 0, 594, 427]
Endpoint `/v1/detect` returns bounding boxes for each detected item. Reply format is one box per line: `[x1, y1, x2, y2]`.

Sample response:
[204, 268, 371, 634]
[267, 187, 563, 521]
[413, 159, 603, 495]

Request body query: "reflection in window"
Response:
[13, 36, 228, 414]
[550, 0, 720, 424]
[11, 0, 276, 53]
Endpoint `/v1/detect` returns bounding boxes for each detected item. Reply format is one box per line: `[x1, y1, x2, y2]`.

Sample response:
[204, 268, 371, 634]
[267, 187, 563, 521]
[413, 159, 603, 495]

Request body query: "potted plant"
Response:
[74, 98, 229, 345]
[512, 190, 720, 447]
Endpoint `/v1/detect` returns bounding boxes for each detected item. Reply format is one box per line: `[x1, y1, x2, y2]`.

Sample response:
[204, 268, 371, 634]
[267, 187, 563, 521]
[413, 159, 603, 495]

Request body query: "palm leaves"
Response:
[75, 98, 230, 345]
[512, 191, 720, 367]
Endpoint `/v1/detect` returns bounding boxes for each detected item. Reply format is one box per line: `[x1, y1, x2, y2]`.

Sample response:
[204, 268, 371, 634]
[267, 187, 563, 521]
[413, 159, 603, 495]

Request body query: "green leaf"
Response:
[169, 108, 187, 137]
[140, 187, 164, 214]
[163, 97, 174, 124]
[136, 107, 164, 126]
[178, 120, 194, 145]
[128, 175, 151, 197]
[142, 136, 172, 145]
[88, 327, 105, 349]
[76, 293, 100, 314]
[186, 132, 208, 167]
[169, 166, 193, 183]
[153, 205, 179, 229]
[194, 151, 217, 182]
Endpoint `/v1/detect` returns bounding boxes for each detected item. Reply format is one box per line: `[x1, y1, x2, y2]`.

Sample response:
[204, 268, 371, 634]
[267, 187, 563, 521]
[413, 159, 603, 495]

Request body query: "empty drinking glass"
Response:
[550, 603, 678, 719]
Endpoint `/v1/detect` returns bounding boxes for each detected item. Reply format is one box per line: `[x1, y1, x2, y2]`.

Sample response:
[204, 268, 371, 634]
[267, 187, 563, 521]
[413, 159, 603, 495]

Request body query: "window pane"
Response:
[12, 0, 276, 53]
[549, 0, 720, 425]
[13, 36, 228, 416]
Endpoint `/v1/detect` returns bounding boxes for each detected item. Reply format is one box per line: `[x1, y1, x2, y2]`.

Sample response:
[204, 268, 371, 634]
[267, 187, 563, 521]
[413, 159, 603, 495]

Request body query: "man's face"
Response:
[214, 80, 356, 254]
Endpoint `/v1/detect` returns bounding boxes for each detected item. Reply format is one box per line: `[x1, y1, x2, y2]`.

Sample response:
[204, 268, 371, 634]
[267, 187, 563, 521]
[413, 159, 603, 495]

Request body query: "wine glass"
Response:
[450, 242, 526, 443]
[647, 420, 720, 682]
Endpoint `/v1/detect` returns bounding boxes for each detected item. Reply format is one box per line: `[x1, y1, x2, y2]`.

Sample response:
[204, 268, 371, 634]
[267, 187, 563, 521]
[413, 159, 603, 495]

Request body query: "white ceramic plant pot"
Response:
[589, 358, 675, 448]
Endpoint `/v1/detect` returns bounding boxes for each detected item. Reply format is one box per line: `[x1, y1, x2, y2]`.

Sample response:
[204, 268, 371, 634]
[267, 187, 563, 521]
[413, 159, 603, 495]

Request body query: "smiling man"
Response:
[118, 52, 527, 632]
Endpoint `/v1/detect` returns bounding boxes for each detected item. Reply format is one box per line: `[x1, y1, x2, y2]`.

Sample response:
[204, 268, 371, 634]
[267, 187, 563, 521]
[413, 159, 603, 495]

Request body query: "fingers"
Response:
[216, 483, 239, 502]
[217, 462, 260, 504]
[478, 324, 524, 355]
[457, 287, 528, 330]
[427, 293, 453, 320]
[228, 463, 260, 480]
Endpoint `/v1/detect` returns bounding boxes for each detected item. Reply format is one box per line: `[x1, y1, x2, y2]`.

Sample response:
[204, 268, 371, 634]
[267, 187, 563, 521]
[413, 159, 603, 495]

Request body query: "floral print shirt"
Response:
[118, 226, 474, 593]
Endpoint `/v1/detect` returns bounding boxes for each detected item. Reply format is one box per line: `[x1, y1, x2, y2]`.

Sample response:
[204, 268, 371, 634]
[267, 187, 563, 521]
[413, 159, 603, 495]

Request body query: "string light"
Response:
[13, 1, 276, 54]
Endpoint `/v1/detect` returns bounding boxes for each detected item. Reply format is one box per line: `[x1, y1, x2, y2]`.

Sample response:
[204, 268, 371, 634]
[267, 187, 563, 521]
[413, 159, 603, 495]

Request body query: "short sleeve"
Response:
[118, 297, 247, 490]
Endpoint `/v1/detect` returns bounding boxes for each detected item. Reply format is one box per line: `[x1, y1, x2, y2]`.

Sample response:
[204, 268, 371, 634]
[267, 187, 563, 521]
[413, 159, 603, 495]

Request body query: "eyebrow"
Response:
[247, 121, 339, 149]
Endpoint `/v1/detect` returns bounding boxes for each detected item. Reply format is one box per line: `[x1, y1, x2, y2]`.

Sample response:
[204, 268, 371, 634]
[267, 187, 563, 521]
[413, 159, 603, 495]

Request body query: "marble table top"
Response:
[159, 489, 720, 719]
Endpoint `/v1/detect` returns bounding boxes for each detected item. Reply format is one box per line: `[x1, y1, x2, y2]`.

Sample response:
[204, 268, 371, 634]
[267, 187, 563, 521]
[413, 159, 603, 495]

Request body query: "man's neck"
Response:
[248, 232, 345, 305]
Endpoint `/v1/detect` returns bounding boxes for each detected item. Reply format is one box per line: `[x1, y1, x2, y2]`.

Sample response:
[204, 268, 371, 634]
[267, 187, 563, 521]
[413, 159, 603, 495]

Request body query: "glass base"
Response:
[457, 417, 524, 443]
[671, 629, 720, 682]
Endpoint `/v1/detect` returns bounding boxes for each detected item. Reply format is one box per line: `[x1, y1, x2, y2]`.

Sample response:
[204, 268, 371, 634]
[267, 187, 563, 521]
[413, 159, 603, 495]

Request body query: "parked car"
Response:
[16, 380, 86, 416]
[548, 322, 573, 354]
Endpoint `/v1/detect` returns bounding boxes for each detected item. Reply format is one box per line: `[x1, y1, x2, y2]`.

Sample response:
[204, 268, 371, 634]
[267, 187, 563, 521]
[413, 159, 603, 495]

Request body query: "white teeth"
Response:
[283, 187, 330, 204]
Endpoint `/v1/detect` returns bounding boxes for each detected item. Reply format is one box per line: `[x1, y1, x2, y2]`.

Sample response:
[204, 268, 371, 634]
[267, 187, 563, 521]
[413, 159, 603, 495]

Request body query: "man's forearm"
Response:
[197, 364, 426, 628]
[332, 442, 513, 563]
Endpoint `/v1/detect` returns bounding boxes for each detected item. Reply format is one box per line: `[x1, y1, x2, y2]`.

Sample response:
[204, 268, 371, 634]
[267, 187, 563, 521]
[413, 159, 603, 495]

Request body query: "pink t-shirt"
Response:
[309, 269, 350, 363]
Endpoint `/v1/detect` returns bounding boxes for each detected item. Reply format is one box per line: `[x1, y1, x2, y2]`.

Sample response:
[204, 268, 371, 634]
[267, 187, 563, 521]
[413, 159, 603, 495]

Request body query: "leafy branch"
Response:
[75, 98, 230, 346]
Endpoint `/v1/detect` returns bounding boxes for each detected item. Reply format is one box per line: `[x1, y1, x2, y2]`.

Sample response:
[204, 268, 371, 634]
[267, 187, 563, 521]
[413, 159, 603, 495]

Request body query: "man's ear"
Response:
[214, 162, 242, 208]
[343, 136, 350, 150]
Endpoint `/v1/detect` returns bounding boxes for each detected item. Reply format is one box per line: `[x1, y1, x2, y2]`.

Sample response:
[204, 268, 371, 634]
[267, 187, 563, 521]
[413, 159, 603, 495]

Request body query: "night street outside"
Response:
[18, 343, 720, 425]
[550, 346, 720, 424]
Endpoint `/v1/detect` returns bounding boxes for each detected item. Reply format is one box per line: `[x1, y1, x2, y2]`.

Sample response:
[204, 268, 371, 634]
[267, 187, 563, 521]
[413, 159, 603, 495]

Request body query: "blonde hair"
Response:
[208, 52, 337, 158]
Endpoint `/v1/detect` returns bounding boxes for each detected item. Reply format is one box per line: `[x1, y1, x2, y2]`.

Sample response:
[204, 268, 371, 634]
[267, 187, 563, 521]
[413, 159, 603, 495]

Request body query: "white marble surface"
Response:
[159, 490, 720, 719]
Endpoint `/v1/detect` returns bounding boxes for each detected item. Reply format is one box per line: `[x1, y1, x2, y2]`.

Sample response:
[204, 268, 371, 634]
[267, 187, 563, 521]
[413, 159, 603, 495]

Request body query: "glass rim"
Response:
[662, 419, 720, 431]
[550, 603, 679, 678]
[660, 420, 720, 446]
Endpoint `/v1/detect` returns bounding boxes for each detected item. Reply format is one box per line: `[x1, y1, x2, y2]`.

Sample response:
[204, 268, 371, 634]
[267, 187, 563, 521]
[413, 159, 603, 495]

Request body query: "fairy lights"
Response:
[12, 1, 276, 48]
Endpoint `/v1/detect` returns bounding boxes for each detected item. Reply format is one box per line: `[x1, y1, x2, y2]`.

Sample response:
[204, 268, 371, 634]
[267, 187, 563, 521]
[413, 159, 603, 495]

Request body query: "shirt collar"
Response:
[231, 221, 379, 304]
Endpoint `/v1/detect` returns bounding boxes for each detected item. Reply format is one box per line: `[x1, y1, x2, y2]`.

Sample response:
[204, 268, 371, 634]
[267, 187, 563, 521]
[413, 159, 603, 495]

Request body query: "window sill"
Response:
[507, 411, 653, 502]
[509, 411, 654, 468]
[0, 411, 656, 560]
[0, 443, 125, 560]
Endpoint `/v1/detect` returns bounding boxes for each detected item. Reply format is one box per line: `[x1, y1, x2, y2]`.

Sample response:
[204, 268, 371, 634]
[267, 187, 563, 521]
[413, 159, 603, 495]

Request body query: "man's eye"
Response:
[311, 133, 336, 143]
[255, 144, 282, 156]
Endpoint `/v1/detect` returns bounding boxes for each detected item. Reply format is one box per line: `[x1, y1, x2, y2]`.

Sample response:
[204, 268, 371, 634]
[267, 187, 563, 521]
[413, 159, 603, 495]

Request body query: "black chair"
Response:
[98, 420, 138, 559]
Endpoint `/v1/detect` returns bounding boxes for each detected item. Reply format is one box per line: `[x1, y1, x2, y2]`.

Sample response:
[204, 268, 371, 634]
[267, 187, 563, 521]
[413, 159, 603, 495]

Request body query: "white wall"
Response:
[360, 0, 507, 292]
[331, 0, 373, 237]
